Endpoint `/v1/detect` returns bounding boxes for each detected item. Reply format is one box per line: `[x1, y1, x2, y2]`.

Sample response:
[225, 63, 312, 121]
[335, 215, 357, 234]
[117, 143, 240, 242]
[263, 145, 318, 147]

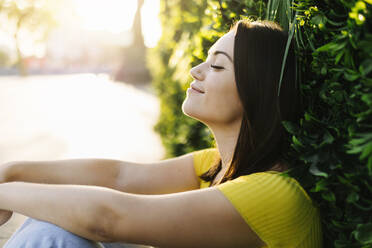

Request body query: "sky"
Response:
[72, 0, 162, 47]
[0, 0, 162, 60]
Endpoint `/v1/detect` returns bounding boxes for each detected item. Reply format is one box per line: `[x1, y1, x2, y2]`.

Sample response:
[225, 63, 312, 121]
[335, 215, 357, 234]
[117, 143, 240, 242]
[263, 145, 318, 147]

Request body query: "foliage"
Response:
[147, 0, 212, 157]
[286, 0, 372, 246]
[0, 0, 58, 74]
[149, 0, 372, 246]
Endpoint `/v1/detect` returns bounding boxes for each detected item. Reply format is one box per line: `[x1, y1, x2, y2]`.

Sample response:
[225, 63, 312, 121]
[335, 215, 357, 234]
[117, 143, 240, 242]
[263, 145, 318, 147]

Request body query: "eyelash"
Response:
[210, 64, 224, 70]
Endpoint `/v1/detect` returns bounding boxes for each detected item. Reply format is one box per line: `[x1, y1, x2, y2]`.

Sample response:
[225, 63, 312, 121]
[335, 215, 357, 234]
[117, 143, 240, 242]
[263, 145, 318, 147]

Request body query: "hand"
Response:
[0, 209, 13, 226]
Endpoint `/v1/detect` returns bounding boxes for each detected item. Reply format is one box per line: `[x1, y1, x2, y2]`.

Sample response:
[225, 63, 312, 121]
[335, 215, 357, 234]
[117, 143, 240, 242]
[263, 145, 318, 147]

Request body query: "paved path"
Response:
[0, 74, 164, 247]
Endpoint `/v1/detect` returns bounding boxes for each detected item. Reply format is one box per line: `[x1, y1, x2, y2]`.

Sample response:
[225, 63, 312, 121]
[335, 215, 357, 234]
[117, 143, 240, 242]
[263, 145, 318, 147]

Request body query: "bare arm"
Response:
[2, 158, 125, 190]
[1, 152, 199, 195]
[0, 181, 265, 247]
[0, 181, 121, 242]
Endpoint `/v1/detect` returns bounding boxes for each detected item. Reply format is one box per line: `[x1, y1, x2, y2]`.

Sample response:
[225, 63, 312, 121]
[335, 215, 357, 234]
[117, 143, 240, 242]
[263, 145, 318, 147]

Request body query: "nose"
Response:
[190, 63, 204, 81]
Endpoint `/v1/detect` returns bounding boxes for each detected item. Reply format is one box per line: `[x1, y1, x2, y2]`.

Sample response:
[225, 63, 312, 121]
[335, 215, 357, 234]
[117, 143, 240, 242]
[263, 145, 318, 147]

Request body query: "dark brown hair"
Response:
[200, 19, 302, 186]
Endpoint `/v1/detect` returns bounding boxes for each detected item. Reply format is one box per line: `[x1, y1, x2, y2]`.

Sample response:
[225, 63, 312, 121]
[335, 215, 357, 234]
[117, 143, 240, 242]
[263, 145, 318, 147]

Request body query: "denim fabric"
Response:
[3, 218, 132, 248]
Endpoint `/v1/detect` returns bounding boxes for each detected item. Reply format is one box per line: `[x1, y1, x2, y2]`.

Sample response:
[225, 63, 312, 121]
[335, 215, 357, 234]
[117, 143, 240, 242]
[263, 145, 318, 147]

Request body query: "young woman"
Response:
[0, 19, 322, 248]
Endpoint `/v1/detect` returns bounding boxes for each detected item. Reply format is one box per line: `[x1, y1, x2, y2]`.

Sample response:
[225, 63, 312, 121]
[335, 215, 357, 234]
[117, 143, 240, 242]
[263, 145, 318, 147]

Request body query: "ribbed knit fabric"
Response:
[192, 148, 323, 248]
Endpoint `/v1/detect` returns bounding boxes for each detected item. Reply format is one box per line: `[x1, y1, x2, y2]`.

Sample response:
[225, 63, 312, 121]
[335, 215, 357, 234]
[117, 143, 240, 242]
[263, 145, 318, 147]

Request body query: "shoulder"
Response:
[217, 171, 314, 204]
[192, 147, 219, 161]
[192, 148, 220, 177]
[215, 171, 319, 246]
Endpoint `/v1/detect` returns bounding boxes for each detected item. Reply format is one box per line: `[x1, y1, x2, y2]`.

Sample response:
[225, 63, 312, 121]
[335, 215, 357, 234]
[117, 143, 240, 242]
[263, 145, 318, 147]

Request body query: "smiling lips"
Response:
[190, 83, 205, 93]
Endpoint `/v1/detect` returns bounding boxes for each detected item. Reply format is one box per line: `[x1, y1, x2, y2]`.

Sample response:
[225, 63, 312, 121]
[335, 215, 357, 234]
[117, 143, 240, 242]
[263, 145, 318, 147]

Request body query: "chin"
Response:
[181, 100, 193, 117]
[182, 98, 220, 126]
[182, 99, 202, 120]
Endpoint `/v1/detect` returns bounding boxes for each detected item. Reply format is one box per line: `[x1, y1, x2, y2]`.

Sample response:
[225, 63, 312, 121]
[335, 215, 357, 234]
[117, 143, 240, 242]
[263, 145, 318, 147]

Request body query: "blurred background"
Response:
[0, 0, 166, 171]
[0, 0, 161, 80]
[0, 0, 164, 246]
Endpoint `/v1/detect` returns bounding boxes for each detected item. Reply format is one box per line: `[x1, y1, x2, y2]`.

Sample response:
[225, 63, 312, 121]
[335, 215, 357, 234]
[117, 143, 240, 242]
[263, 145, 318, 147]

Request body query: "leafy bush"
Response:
[148, 0, 372, 246]
[147, 0, 213, 157]
[289, 1, 372, 246]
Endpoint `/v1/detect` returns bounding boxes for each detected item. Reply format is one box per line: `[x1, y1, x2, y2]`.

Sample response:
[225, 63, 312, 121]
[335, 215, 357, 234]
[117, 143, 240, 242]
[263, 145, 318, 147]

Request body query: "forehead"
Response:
[208, 31, 234, 59]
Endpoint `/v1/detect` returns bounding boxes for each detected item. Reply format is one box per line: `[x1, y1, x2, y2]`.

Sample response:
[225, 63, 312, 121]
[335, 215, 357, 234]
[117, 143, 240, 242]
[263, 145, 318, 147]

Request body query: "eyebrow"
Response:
[208, 50, 233, 63]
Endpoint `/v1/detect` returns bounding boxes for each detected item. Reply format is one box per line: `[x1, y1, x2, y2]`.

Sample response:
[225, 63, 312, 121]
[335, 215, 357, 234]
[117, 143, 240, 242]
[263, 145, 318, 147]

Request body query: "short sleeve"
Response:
[215, 172, 319, 247]
[192, 148, 219, 185]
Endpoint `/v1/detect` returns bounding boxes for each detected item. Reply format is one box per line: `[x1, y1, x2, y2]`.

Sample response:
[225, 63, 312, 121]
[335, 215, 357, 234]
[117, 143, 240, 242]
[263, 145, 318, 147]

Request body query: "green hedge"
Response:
[148, 0, 372, 246]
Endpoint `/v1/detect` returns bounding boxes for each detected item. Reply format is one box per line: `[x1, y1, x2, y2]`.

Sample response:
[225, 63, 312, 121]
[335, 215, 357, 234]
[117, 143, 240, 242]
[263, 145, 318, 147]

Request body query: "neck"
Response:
[207, 119, 242, 170]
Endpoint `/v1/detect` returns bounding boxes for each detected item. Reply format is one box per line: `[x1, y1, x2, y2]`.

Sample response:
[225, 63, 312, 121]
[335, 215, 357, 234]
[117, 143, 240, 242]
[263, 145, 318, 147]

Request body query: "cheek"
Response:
[182, 73, 243, 124]
[207, 87, 243, 123]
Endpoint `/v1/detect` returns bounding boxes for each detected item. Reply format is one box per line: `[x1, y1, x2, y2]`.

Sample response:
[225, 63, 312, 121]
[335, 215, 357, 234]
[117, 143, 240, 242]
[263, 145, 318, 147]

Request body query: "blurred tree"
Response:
[114, 0, 151, 84]
[0, 0, 56, 76]
[132, 0, 145, 48]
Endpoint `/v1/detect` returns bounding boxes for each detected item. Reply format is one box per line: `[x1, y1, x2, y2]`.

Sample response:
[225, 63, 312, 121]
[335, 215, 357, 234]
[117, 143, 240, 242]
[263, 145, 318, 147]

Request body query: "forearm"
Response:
[0, 182, 122, 242]
[3, 158, 123, 189]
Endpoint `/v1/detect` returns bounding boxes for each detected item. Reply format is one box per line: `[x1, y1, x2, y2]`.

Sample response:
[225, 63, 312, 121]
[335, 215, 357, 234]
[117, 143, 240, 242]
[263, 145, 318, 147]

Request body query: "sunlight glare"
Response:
[141, 0, 162, 48]
[73, 0, 161, 47]
[73, 0, 137, 34]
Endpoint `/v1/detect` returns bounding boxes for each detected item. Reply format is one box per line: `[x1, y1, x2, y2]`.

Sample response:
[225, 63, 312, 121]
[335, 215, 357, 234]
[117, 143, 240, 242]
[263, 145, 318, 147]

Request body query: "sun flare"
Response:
[73, 0, 161, 47]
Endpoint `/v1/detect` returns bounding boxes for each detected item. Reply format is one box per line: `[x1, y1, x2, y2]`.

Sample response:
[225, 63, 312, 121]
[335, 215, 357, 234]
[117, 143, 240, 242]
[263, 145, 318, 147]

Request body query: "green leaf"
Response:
[321, 65, 327, 75]
[346, 146, 364, 154]
[353, 223, 372, 244]
[311, 179, 329, 192]
[278, 10, 297, 96]
[311, 14, 326, 25]
[316, 41, 347, 53]
[360, 143, 372, 160]
[361, 94, 372, 105]
[310, 164, 329, 178]
[344, 70, 360, 81]
[346, 192, 359, 203]
[282, 120, 300, 134]
[326, 18, 345, 26]
[304, 112, 322, 123]
[335, 50, 344, 64]
[319, 130, 335, 147]
[322, 191, 336, 202]
[359, 59, 372, 76]
[292, 135, 305, 147]
[266, 0, 280, 21]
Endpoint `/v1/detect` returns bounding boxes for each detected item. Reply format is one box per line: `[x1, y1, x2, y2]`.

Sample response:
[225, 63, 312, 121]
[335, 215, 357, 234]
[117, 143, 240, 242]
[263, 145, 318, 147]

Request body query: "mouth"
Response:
[190, 86, 205, 94]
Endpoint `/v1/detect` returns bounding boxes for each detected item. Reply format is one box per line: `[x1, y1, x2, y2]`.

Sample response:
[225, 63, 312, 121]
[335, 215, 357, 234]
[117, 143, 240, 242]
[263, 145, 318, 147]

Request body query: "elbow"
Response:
[87, 202, 126, 242]
[86, 225, 114, 243]
[1, 161, 17, 183]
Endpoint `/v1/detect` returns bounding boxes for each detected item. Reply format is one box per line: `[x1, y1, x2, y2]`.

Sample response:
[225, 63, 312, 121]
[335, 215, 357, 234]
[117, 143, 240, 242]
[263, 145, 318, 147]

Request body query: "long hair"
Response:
[200, 19, 302, 186]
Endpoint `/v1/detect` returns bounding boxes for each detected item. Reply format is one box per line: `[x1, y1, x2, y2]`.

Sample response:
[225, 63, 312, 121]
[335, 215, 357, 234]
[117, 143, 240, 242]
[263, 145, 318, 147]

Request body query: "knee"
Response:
[4, 218, 99, 248]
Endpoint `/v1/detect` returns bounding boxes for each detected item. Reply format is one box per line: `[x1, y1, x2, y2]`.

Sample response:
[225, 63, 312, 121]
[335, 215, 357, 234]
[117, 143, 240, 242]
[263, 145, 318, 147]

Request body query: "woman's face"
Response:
[182, 31, 243, 126]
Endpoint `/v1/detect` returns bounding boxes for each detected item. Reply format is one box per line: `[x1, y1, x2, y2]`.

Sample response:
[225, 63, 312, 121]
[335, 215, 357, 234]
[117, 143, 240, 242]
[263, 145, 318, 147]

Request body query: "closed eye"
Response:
[210, 65, 224, 70]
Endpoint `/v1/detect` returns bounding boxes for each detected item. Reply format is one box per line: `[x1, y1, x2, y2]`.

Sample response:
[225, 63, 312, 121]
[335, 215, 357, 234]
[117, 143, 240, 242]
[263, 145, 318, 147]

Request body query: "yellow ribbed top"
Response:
[192, 148, 323, 248]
